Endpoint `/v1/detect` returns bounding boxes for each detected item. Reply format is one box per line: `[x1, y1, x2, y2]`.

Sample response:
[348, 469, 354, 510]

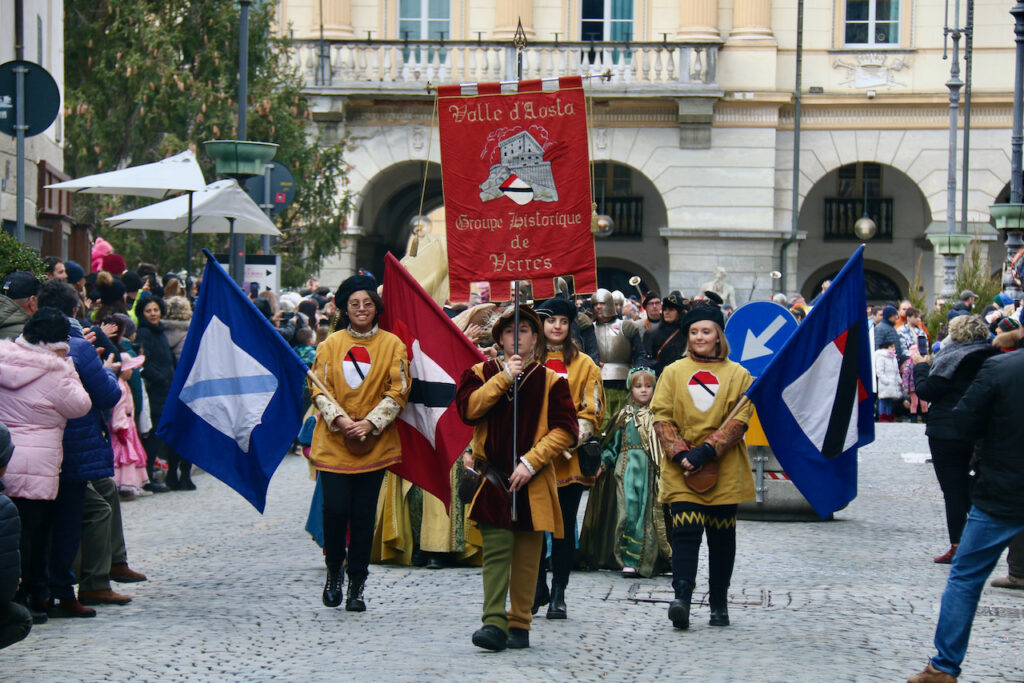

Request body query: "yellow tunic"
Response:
[545, 349, 605, 487]
[651, 357, 755, 505]
[308, 327, 410, 474]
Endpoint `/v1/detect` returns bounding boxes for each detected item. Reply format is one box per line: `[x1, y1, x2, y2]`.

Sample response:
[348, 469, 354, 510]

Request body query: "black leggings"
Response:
[669, 502, 737, 601]
[538, 483, 585, 589]
[928, 437, 973, 545]
[321, 469, 386, 580]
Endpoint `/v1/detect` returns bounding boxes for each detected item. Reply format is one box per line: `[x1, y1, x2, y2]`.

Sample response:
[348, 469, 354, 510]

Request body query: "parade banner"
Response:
[437, 76, 597, 301]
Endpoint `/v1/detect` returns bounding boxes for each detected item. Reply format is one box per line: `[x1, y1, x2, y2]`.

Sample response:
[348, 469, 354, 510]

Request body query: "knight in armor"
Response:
[591, 288, 649, 429]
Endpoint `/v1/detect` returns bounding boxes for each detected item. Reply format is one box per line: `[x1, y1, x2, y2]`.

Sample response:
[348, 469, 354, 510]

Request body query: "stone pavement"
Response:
[6, 423, 1023, 682]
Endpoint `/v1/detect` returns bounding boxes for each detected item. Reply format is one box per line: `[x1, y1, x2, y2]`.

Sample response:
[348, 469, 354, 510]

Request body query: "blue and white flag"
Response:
[746, 246, 874, 518]
[157, 250, 308, 512]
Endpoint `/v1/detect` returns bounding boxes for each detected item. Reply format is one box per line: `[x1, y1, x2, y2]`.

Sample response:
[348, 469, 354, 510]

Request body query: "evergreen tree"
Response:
[64, 0, 350, 285]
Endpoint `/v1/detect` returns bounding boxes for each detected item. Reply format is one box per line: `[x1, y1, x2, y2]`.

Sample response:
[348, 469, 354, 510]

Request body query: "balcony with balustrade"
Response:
[290, 39, 719, 98]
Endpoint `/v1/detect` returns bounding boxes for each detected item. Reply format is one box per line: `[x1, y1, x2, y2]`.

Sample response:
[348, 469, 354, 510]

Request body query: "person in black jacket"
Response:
[0, 422, 33, 649]
[907, 339, 1024, 683]
[644, 291, 688, 375]
[136, 296, 191, 490]
[911, 315, 998, 566]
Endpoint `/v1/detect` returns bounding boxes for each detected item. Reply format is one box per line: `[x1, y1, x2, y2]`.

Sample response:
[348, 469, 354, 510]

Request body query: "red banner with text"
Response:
[437, 76, 597, 302]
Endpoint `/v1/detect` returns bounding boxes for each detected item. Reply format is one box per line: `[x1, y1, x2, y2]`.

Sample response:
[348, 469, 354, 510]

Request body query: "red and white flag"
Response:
[380, 253, 485, 507]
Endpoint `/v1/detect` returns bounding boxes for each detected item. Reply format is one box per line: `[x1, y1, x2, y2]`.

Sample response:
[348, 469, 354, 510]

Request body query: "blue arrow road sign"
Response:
[724, 301, 798, 378]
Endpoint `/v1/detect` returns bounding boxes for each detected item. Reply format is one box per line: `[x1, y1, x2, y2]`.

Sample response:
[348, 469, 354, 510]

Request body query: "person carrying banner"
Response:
[455, 305, 577, 651]
[532, 297, 604, 620]
[308, 275, 411, 613]
[651, 301, 754, 631]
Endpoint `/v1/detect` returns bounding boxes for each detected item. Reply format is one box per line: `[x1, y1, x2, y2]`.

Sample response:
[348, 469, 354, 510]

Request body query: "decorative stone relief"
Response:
[410, 126, 426, 153]
[832, 53, 908, 89]
[594, 128, 608, 152]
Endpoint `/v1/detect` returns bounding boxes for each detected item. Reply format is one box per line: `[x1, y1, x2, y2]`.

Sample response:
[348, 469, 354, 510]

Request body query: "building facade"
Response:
[279, 0, 1015, 305]
[0, 0, 77, 261]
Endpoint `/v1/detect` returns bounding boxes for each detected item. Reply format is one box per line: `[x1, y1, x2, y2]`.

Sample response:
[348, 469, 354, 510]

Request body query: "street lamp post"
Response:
[989, 1, 1024, 301]
[940, 0, 965, 300]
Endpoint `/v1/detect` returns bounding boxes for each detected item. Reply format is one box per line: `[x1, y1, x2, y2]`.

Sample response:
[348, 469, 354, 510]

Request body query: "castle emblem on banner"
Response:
[479, 130, 558, 205]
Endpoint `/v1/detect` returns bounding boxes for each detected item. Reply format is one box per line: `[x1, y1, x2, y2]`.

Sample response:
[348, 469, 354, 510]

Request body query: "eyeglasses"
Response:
[348, 300, 375, 310]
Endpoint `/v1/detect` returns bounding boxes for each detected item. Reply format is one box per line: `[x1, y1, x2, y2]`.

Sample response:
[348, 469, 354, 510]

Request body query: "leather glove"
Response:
[683, 443, 716, 470]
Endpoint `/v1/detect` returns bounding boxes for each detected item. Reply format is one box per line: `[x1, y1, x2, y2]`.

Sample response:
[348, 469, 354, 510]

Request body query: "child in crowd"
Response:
[579, 367, 670, 578]
[110, 354, 150, 497]
[294, 327, 317, 368]
[875, 341, 902, 423]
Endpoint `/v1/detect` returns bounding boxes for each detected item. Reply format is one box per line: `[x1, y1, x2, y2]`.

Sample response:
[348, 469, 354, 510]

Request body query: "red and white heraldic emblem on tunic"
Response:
[343, 345, 372, 389]
[545, 358, 569, 380]
[687, 370, 720, 413]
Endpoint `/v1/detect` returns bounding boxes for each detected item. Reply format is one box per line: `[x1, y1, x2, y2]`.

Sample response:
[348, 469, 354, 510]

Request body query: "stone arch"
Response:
[596, 256, 661, 297]
[802, 258, 908, 304]
[779, 129, 1012, 229]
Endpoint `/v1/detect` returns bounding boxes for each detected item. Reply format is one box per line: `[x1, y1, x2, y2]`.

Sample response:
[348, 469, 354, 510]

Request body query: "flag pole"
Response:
[510, 19, 527, 523]
[306, 368, 366, 443]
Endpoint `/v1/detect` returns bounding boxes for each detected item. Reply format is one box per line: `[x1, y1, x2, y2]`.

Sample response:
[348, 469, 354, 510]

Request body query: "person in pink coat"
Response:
[0, 307, 92, 621]
[110, 353, 149, 495]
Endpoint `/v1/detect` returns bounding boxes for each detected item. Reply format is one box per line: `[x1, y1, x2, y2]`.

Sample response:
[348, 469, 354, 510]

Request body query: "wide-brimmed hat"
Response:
[119, 353, 146, 372]
[493, 305, 541, 337]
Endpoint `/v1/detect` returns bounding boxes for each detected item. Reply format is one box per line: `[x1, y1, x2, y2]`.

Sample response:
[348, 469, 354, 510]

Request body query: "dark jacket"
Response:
[913, 345, 999, 441]
[874, 319, 904, 364]
[0, 483, 19, 604]
[136, 316, 176, 418]
[62, 327, 122, 482]
[953, 349, 1024, 521]
[645, 320, 685, 375]
[0, 295, 29, 341]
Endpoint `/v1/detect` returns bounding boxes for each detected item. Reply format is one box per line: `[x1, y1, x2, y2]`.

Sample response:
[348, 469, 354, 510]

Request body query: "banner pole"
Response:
[510, 19, 527, 522]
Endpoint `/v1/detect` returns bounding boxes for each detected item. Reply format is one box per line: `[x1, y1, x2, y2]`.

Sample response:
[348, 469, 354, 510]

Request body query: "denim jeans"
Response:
[930, 506, 1024, 676]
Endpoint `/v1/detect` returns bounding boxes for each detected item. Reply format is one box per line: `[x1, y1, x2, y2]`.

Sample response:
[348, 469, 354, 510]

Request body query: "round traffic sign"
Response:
[244, 162, 297, 216]
[0, 60, 60, 137]
[724, 301, 798, 378]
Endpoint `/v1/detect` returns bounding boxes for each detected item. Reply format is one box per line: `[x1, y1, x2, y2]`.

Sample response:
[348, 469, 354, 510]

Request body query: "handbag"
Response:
[577, 437, 603, 477]
[685, 460, 719, 493]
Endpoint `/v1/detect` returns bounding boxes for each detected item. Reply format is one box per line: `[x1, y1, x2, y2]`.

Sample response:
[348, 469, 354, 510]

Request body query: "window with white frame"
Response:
[581, 0, 634, 42]
[399, 0, 451, 41]
[844, 0, 900, 46]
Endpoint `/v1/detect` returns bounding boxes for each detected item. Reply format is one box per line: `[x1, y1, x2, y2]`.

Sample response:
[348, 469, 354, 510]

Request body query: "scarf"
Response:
[929, 339, 991, 379]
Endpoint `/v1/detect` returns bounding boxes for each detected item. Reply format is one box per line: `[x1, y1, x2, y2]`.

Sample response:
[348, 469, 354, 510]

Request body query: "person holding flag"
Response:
[455, 305, 577, 651]
[651, 301, 754, 631]
[308, 275, 411, 613]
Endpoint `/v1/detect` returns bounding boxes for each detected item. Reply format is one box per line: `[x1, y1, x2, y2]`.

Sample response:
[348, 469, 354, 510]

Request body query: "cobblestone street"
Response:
[7, 423, 1023, 682]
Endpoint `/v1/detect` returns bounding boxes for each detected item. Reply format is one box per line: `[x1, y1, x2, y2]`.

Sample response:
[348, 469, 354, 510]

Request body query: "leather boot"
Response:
[471, 625, 507, 651]
[345, 577, 366, 612]
[507, 627, 530, 649]
[667, 580, 693, 630]
[322, 565, 343, 607]
[546, 583, 567, 619]
[47, 597, 96, 618]
[708, 590, 730, 626]
[933, 544, 958, 564]
[532, 579, 550, 616]
[907, 662, 957, 683]
[179, 461, 196, 490]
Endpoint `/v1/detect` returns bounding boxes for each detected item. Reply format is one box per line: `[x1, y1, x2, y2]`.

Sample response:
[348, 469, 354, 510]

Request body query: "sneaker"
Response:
[621, 567, 637, 578]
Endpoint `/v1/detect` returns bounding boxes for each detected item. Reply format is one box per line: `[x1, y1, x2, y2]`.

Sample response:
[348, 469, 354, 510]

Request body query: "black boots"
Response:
[668, 580, 693, 630]
[345, 577, 366, 612]
[322, 566, 343, 607]
[472, 625, 508, 651]
[178, 460, 196, 490]
[507, 627, 530, 649]
[532, 580, 550, 616]
[546, 584, 567, 619]
[709, 591, 730, 626]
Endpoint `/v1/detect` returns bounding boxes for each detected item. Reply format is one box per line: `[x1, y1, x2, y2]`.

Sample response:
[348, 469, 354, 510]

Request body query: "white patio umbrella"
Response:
[105, 178, 281, 237]
[46, 150, 208, 275]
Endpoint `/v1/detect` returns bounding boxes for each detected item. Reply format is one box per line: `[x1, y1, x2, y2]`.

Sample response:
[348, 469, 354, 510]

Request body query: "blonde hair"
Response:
[683, 321, 731, 360]
[948, 314, 989, 344]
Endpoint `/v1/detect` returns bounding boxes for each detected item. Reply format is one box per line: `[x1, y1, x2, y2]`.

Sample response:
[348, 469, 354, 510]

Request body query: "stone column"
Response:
[494, 0, 535, 40]
[677, 0, 721, 43]
[319, 0, 354, 40]
[729, 0, 775, 43]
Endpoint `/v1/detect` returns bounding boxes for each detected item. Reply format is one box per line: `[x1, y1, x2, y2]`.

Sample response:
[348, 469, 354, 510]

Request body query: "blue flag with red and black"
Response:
[746, 246, 874, 518]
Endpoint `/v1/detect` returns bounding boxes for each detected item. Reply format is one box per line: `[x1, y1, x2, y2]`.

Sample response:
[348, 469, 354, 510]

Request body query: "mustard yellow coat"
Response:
[308, 327, 410, 474]
[544, 349, 604, 487]
[651, 357, 755, 506]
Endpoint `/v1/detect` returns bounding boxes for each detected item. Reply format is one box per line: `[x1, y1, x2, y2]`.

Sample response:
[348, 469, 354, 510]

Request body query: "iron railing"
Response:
[823, 197, 894, 241]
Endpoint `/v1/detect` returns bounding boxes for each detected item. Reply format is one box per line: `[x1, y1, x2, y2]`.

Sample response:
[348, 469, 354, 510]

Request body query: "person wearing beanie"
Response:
[0, 420, 34, 648]
[532, 297, 605, 621]
[100, 254, 127, 277]
[640, 291, 662, 337]
[651, 300, 753, 631]
[874, 304, 904, 365]
[64, 261, 86, 288]
[92, 272, 128, 322]
[308, 274, 411, 613]
[455, 304, 577, 651]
